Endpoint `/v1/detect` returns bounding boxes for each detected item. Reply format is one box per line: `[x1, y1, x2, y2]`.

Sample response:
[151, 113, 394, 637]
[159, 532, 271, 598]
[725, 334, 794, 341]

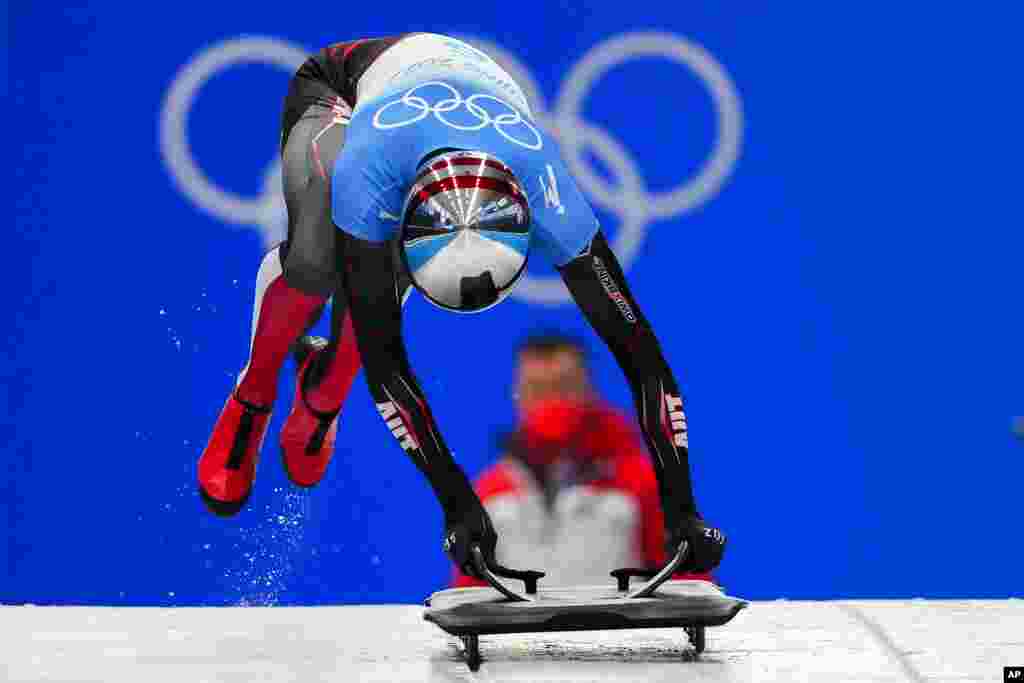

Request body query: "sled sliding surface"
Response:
[424, 542, 746, 671]
[423, 579, 746, 671]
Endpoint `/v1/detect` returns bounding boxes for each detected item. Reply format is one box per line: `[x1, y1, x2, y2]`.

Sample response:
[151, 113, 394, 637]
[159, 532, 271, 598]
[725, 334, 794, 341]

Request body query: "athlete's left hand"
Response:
[443, 501, 499, 578]
[667, 514, 727, 573]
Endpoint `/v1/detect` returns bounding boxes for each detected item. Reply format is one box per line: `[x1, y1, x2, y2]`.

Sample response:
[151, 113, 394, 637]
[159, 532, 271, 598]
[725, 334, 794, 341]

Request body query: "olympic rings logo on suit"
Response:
[372, 81, 544, 151]
[159, 33, 743, 304]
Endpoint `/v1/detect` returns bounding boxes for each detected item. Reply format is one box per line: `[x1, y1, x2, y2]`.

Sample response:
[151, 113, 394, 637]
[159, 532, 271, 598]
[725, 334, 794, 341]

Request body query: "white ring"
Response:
[159, 37, 307, 226]
[469, 94, 544, 151]
[373, 95, 432, 129]
[373, 82, 544, 150]
[555, 31, 743, 221]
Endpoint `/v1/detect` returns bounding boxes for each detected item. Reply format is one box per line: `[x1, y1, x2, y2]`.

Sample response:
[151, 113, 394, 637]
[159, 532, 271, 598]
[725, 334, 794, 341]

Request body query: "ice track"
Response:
[4, 600, 1022, 682]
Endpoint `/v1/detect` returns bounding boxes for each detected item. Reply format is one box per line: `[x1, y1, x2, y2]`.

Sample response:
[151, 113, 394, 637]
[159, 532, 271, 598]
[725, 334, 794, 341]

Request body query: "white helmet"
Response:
[399, 150, 531, 312]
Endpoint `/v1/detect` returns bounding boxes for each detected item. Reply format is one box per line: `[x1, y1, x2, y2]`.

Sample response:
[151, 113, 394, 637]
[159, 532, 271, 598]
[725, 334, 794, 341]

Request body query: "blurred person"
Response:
[453, 335, 714, 587]
[196, 33, 726, 583]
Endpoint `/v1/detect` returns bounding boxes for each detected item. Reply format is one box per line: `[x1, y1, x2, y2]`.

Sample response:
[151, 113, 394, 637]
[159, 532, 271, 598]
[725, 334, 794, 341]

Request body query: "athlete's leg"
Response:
[234, 101, 347, 405]
[232, 245, 325, 406]
[199, 96, 346, 511]
[287, 106, 358, 415]
[277, 98, 361, 486]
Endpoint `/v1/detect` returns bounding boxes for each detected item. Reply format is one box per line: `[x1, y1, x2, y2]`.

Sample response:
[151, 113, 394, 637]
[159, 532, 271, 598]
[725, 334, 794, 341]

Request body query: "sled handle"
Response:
[610, 566, 657, 592]
[624, 540, 689, 599]
[470, 545, 545, 600]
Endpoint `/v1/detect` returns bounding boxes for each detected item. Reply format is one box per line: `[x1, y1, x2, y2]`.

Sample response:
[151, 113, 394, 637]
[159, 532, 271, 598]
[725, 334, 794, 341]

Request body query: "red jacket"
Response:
[453, 399, 712, 587]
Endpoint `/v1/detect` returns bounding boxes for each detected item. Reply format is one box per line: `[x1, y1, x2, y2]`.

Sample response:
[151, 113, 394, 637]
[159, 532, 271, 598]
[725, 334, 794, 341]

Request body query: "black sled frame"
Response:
[424, 541, 745, 671]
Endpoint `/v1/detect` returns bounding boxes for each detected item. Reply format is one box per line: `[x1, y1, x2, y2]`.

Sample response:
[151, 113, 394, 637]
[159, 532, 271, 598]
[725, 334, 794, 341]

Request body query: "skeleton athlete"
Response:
[197, 33, 727, 579]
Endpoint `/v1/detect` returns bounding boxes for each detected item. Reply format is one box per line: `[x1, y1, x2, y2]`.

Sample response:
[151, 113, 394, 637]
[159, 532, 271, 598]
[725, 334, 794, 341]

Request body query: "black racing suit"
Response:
[282, 37, 710, 573]
[281, 37, 406, 152]
[277, 37, 410, 368]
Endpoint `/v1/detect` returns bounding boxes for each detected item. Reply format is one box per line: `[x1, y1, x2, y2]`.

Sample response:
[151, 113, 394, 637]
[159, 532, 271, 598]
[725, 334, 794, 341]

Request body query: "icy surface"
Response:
[4, 600, 1022, 682]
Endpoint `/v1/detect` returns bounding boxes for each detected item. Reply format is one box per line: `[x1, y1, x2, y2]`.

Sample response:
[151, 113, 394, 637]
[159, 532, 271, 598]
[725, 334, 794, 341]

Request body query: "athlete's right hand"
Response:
[443, 501, 499, 579]
[667, 514, 727, 573]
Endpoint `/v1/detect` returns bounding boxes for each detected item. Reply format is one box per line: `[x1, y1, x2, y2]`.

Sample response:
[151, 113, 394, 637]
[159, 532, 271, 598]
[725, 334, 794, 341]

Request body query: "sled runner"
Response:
[424, 542, 747, 671]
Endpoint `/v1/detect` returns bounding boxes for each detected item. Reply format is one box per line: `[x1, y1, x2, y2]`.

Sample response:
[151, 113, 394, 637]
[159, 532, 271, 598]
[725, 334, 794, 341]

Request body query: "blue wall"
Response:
[6, 2, 1021, 605]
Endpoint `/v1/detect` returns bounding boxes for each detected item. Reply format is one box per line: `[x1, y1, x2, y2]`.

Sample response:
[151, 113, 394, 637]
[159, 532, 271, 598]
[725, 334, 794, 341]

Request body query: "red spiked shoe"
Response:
[280, 337, 340, 488]
[197, 393, 272, 516]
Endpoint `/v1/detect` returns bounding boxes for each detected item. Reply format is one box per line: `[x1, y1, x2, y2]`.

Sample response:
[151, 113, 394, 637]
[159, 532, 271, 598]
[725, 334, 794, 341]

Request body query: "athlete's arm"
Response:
[557, 230, 698, 536]
[338, 232, 479, 517]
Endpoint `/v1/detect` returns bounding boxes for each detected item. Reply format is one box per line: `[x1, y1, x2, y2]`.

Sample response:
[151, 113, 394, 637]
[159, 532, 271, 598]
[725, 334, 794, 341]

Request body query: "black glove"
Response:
[443, 501, 499, 579]
[667, 514, 727, 573]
